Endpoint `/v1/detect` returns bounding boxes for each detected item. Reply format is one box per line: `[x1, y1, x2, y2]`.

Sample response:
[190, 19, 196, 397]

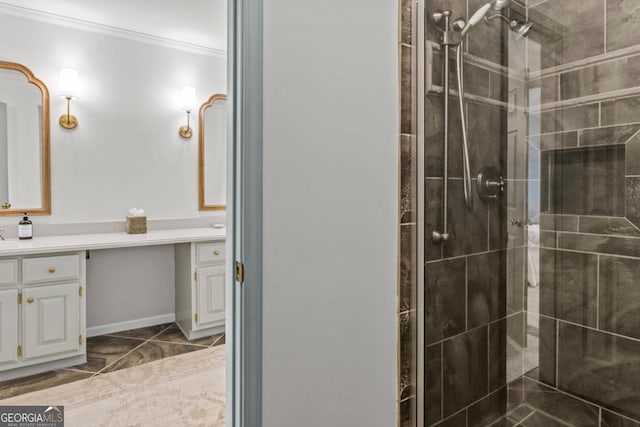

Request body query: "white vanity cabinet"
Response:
[0, 252, 86, 380]
[175, 241, 226, 340]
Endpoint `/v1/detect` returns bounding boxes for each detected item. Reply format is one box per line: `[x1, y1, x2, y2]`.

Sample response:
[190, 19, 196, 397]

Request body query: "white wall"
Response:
[262, 0, 398, 426]
[0, 12, 226, 225]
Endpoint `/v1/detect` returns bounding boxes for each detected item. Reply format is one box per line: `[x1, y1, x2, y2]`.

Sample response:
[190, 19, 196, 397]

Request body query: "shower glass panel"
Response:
[423, 0, 640, 425]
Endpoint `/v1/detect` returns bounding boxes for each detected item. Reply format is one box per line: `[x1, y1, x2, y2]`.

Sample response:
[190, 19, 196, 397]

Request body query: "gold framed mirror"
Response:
[0, 61, 51, 216]
[198, 94, 227, 211]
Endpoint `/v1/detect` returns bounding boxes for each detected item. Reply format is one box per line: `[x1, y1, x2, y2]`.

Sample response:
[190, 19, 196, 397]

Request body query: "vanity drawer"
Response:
[0, 260, 18, 285]
[22, 255, 80, 284]
[196, 243, 226, 265]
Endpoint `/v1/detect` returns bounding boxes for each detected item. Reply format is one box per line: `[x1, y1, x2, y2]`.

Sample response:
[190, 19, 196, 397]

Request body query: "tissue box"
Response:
[126, 216, 147, 234]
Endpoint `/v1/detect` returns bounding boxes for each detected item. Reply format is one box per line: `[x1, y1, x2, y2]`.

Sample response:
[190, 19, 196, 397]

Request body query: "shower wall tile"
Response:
[468, 102, 507, 173]
[528, 0, 605, 69]
[520, 412, 571, 427]
[539, 214, 579, 232]
[601, 95, 640, 127]
[506, 248, 525, 315]
[557, 322, 640, 420]
[442, 180, 489, 258]
[426, 258, 466, 344]
[426, 94, 463, 178]
[626, 133, 640, 176]
[467, 387, 508, 427]
[401, 135, 417, 224]
[537, 316, 557, 387]
[443, 327, 489, 417]
[539, 103, 599, 134]
[399, 397, 416, 427]
[400, 0, 414, 45]
[599, 255, 640, 340]
[602, 410, 640, 427]
[578, 124, 640, 147]
[399, 310, 416, 400]
[508, 377, 525, 411]
[489, 320, 507, 392]
[522, 377, 600, 426]
[400, 225, 417, 312]
[507, 313, 525, 382]
[467, 251, 507, 328]
[558, 232, 640, 258]
[606, 0, 640, 53]
[464, 64, 491, 99]
[530, 76, 559, 104]
[537, 131, 578, 151]
[426, 178, 444, 261]
[426, 343, 443, 426]
[468, 0, 506, 66]
[425, 0, 466, 43]
[561, 55, 640, 100]
[401, 44, 415, 134]
[579, 216, 640, 237]
[539, 249, 598, 327]
[625, 177, 640, 228]
[433, 410, 467, 427]
[539, 231, 557, 248]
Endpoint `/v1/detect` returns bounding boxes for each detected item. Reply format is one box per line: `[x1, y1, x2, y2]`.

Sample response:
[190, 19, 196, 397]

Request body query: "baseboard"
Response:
[87, 313, 176, 337]
[0, 354, 87, 381]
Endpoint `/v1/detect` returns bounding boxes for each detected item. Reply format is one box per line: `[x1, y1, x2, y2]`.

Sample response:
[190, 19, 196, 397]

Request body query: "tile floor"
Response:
[0, 323, 224, 399]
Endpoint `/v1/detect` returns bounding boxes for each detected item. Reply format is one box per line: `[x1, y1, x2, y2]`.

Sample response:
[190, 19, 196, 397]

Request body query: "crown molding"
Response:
[0, 2, 227, 58]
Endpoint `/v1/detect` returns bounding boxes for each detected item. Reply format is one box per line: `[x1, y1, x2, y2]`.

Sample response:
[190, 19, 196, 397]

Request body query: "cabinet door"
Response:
[0, 289, 18, 365]
[23, 283, 80, 360]
[196, 265, 225, 326]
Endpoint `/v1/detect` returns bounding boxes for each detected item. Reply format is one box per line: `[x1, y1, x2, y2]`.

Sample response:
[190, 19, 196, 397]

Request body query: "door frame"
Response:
[227, 0, 263, 426]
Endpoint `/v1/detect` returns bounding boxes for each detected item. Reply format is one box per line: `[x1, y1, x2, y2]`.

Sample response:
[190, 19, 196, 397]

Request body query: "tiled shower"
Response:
[398, 0, 640, 426]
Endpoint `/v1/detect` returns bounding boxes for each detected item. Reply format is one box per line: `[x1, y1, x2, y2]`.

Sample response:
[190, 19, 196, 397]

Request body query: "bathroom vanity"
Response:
[0, 227, 225, 380]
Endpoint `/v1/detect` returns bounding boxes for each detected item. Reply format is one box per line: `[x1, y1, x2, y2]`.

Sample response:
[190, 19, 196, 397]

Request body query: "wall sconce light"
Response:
[179, 86, 196, 139]
[59, 68, 79, 129]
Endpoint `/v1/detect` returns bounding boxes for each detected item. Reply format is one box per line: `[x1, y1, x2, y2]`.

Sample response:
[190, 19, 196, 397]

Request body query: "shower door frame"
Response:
[417, 0, 426, 425]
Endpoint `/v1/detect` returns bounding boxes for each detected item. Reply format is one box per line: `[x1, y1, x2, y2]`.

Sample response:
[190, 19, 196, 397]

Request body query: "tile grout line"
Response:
[596, 255, 600, 330]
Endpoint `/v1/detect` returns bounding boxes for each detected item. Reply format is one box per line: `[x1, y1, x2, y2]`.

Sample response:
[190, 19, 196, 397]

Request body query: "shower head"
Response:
[514, 21, 533, 38]
[461, 0, 510, 35]
[492, 0, 510, 10]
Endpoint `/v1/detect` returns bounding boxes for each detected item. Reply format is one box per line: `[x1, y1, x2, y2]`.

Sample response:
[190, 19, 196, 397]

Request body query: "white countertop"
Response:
[0, 227, 226, 257]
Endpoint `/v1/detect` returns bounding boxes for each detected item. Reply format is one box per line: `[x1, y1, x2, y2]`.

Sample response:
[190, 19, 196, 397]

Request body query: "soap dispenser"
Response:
[19, 213, 33, 240]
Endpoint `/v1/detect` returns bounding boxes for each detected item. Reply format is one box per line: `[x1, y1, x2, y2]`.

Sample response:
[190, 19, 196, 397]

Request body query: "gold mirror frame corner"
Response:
[198, 93, 227, 212]
[0, 61, 51, 217]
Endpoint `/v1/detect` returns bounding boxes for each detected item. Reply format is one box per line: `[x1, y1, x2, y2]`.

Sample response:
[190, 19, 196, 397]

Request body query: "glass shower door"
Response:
[424, 0, 640, 426]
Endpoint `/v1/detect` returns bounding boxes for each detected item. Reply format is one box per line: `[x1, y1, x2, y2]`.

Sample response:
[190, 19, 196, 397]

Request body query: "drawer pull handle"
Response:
[214, 250, 220, 256]
[27, 297, 34, 304]
[48, 267, 56, 274]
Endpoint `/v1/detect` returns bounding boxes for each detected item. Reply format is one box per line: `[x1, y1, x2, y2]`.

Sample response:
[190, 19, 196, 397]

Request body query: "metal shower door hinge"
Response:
[236, 261, 244, 284]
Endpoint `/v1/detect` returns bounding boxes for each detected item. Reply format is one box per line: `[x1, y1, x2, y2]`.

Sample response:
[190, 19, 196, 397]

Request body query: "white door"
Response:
[23, 283, 79, 360]
[196, 265, 225, 326]
[0, 289, 18, 365]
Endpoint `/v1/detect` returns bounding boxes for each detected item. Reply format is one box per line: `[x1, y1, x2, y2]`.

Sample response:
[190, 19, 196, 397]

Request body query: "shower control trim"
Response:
[477, 166, 505, 202]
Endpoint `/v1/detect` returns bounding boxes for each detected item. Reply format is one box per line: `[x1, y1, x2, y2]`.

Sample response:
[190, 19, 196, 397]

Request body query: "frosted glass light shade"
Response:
[59, 68, 79, 99]
[180, 86, 196, 112]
